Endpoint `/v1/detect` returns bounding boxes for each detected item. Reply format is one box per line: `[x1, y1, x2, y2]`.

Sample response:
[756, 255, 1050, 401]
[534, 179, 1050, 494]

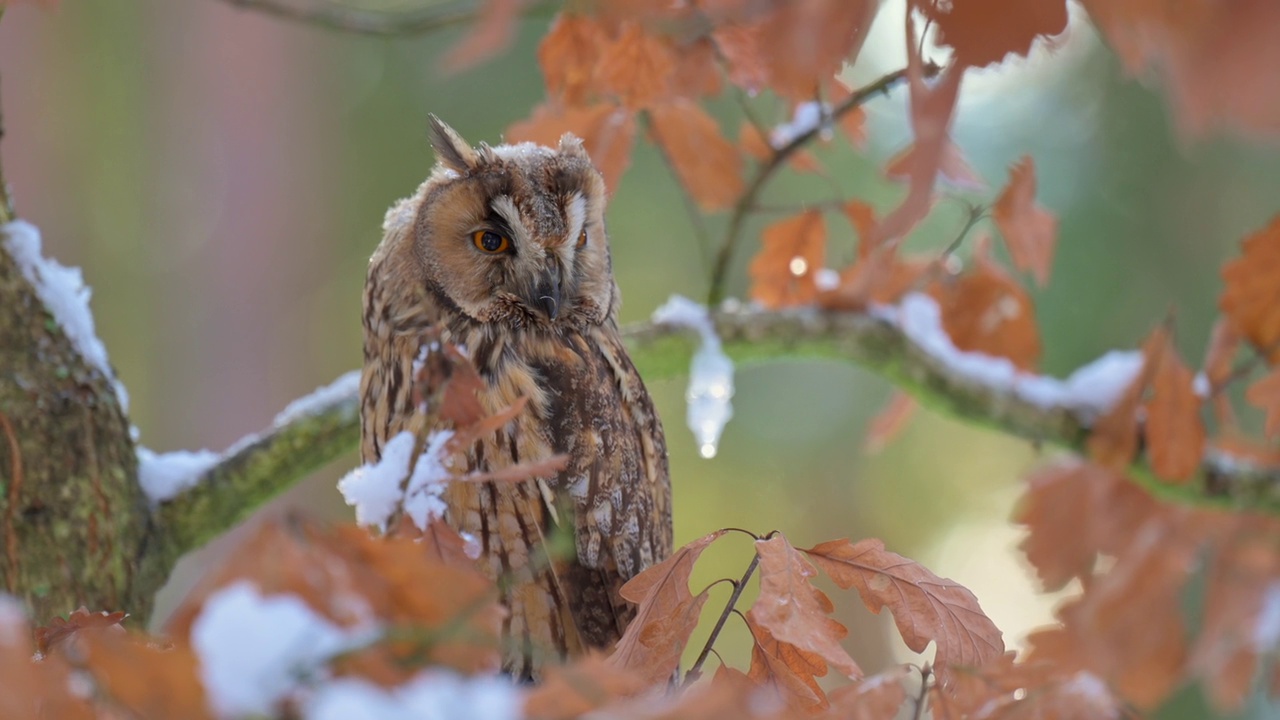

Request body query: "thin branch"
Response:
[156, 303, 1280, 559]
[706, 64, 939, 305]
[911, 665, 933, 720]
[683, 551, 760, 686]
[939, 202, 987, 261]
[217, 0, 551, 36]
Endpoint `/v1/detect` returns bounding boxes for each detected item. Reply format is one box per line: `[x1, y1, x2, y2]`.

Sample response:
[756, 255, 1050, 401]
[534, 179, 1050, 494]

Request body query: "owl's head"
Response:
[385, 116, 616, 331]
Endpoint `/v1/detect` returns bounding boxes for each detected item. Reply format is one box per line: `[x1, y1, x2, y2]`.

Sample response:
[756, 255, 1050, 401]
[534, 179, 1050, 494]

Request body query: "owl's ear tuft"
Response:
[557, 132, 589, 160]
[428, 115, 479, 173]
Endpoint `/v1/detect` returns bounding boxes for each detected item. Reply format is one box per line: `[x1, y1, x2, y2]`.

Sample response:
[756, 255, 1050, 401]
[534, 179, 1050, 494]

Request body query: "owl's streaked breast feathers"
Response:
[359, 116, 672, 679]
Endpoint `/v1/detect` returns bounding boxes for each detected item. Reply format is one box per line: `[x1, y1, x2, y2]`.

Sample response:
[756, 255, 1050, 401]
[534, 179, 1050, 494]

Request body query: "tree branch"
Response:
[216, 0, 550, 36]
[157, 303, 1280, 562]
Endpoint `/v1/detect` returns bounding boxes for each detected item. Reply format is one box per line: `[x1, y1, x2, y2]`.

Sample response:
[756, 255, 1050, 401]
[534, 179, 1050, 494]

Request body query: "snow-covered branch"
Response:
[155, 296, 1280, 556]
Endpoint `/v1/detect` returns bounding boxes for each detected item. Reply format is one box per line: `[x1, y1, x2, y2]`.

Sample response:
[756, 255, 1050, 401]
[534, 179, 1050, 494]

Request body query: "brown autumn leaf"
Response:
[738, 123, 821, 173]
[1085, 346, 1150, 471]
[930, 239, 1041, 370]
[75, 628, 211, 720]
[757, 0, 876, 101]
[712, 22, 769, 94]
[746, 616, 829, 711]
[1201, 317, 1242, 426]
[508, 102, 638, 191]
[817, 246, 935, 311]
[1221, 215, 1280, 361]
[1246, 367, 1280, 439]
[919, 0, 1068, 69]
[596, 22, 676, 109]
[1080, 0, 1280, 137]
[802, 537, 1004, 690]
[608, 530, 725, 684]
[524, 652, 648, 719]
[1143, 328, 1205, 482]
[825, 666, 911, 720]
[670, 37, 724, 99]
[843, 200, 878, 258]
[648, 99, 744, 210]
[1014, 459, 1159, 592]
[749, 211, 826, 309]
[862, 391, 918, 453]
[1190, 519, 1280, 712]
[34, 607, 127, 655]
[884, 138, 984, 191]
[993, 156, 1058, 286]
[749, 536, 862, 681]
[538, 13, 609, 106]
[442, 0, 521, 73]
[0, 600, 94, 720]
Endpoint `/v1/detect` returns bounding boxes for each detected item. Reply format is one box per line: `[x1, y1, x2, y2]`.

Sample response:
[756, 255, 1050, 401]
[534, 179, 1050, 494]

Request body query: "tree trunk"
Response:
[0, 227, 161, 624]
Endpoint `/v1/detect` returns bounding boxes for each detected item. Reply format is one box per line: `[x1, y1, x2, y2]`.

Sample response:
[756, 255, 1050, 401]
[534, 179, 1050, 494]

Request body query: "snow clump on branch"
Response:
[652, 295, 735, 459]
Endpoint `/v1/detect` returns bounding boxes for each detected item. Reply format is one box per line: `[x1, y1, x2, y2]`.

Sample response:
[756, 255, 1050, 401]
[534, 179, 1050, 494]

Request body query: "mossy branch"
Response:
[153, 303, 1280, 563]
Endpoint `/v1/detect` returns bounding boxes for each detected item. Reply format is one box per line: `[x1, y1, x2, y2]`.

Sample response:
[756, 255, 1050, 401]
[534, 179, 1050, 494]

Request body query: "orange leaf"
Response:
[670, 37, 724, 99]
[884, 138, 984, 191]
[930, 240, 1041, 370]
[442, 0, 520, 73]
[993, 156, 1058, 286]
[1246, 368, 1280, 439]
[817, 247, 935, 311]
[34, 607, 127, 655]
[596, 23, 675, 109]
[712, 23, 769, 93]
[608, 530, 725, 684]
[920, 0, 1068, 69]
[1201, 317, 1242, 426]
[1143, 329, 1205, 482]
[647, 100, 744, 210]
[75, 629, 212, 720]
[538, 13, 609, 106]
[862, 391, 917, 453]
[524, 653, 647, 719]
[842, 200, 878, 258]
[802, 537, 1004, 687]
[1086, 356, 1148, 470]
[0, 601, 94, 720]
[826, 666, 911, 720]
[508, 102, 637, 192]
[1221, 215, 1280, 361]
[749, 536, 862, 683]
[756, 0, 876, 101]
[748, 211, 826, 309]
[745, 616, 829, 711]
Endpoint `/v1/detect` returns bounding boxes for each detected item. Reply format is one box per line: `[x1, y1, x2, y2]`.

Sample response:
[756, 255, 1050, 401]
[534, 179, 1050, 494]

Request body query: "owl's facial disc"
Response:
[481, 192, 580, 323]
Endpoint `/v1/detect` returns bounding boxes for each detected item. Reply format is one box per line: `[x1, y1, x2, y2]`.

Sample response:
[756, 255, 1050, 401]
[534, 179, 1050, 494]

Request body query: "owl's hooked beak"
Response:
[534, 273, 561, 321]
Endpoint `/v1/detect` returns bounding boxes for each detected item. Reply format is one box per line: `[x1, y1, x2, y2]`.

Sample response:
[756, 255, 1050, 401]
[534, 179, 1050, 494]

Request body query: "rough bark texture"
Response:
[0, 236, 160, 624]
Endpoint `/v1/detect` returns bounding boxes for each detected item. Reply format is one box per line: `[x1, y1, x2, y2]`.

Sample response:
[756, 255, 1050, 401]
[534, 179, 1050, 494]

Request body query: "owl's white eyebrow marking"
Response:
[565, 194, 587, 243]
[490, 195, 530, 245]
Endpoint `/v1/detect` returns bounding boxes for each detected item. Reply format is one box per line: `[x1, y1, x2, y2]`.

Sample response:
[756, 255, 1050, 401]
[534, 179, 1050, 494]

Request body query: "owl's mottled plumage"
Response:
[360, 117, 672, 680]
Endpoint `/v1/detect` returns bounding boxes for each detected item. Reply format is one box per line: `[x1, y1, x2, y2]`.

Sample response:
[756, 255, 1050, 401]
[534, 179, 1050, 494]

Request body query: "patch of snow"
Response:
[1058, 671, 1113, 707]
[2, 220, 129, 412]
[1193, 371, 1210, 398]
[770, 101, 830, 148]
[0, 594, 27, 647]
[652, 295, 735, 459]
[274, 371, 362, 428]
[814, 267, 841, 292]
[137, 447, 221, 504]
[1254, 582, 1280, 650]
[192, 581, 376, 720]
[892, 293, 1142, 420]
[306, 671, 520, 720]
[337, 430, 454, 531]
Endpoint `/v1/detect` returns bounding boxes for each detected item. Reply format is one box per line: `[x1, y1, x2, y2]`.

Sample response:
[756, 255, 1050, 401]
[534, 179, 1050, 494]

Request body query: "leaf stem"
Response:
[683, 551, 760, 686]
[706, 63, 939, 305]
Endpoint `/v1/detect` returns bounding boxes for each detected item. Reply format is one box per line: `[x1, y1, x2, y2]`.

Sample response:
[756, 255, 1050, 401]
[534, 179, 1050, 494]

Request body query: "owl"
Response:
[359, 117, 672, 680]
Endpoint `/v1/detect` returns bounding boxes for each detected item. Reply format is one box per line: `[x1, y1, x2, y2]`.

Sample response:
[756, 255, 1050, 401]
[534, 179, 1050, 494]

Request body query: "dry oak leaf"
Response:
[919, 0, 1068, 69]
[993, 156, 1058, 286]
[802, 538, 1004, 692]
[757, 0, 876, 101]
[596, 23, 676, 109]
[749, 210, 826, 309]
[442, 0, 521, 73]
[818, 246, 935, 311]
[1143, 327, 1205, 482]
[843, 200, 878, 258]
[608, 530, 725, 684]
[34, 607, 127, 655]
[712, 22, 770, 94]
[1085, 340, 1151, 470]
[930, 240, 1041, 371]
[74, 628, 211, 720]
[508, 102, 637, 192]
[1201, 316, 1243, 426]
[0, 602, 94, 720]
[1081, 0, 1280, 137]
[825, 666, 910, 720]
[1246, 367, 1280, 439]
[670, 36, 724, 99]
[749, 535, 862, 681]
[538, 13, 610, 106]
[523, 652, 648, 719]
[647, 99, 744, 210]
[1221, 214, 1280, 362]
[884, 138, 985, 192]
[746, 616, 829, 711]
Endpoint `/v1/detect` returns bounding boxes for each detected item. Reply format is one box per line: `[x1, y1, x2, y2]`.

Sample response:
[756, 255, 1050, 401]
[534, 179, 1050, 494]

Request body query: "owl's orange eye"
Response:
[472, 230, 510, 254]
[577, 229, 587, 247]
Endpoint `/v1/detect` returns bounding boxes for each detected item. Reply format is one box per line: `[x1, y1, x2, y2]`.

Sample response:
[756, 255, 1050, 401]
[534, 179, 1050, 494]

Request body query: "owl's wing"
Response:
[531, 327, 672, 647]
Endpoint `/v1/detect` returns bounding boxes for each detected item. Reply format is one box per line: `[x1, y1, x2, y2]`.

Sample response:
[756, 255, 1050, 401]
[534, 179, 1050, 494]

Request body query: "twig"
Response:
[217, 0, 552, 36]
[683, 552, 760, 686]
[912, 665, 933, 720]
[939, 202, 987, 261]
[706, 64, 939, 305]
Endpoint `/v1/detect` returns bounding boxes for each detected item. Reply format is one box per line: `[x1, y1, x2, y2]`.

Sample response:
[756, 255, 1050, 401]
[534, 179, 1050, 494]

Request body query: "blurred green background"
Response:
[3, 1, 1280, 716]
